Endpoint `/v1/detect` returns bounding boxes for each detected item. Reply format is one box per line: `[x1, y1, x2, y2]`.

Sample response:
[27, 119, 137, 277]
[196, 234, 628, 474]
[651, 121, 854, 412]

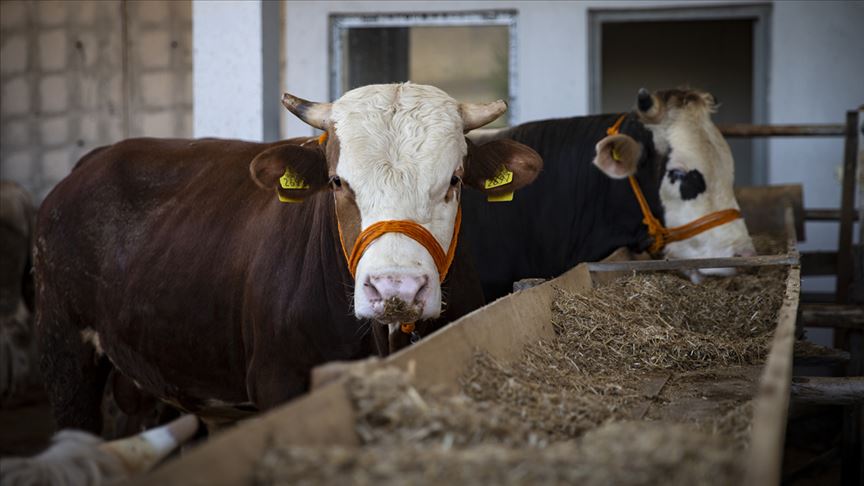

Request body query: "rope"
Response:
[344, 207, 461, 283]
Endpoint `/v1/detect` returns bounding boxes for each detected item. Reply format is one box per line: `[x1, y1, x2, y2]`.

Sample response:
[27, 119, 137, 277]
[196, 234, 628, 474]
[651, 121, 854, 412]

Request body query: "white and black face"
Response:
[593, 88, 755, 281]
[265, 83, 542, 323]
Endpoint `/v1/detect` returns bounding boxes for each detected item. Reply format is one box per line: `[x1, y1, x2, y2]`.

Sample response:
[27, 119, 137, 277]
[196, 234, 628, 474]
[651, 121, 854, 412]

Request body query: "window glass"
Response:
[334, 14, 514, 127]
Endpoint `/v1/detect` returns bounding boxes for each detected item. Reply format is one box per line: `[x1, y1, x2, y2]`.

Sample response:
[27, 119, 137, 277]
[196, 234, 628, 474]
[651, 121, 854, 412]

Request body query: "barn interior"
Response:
[0, 1, 862, 485]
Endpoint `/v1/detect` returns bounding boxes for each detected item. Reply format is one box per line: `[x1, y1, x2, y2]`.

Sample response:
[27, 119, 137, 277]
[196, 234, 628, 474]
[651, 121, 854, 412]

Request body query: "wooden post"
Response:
[790, 376, 864, 405]
[836, 110, 860, 308]
[842, 331, 863, 486]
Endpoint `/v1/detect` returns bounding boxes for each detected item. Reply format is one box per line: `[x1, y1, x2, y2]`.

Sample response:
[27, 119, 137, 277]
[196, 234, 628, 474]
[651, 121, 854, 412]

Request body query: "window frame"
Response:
[329, 10, 519, 124]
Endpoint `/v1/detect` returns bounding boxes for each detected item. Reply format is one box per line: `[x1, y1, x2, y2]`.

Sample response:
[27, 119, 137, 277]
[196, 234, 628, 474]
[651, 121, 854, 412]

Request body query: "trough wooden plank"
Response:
[384, 263, 592, 390]
[735, 184, 804, 240]
[743, 222, 800, 486]
[134, 380, 357, 486]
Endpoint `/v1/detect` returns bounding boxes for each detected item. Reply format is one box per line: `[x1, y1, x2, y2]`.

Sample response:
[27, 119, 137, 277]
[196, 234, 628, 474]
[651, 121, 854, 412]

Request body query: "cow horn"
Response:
[282, 93, 332, 131]
[99, 415, 199, 474]
[460, 100, 508, 131]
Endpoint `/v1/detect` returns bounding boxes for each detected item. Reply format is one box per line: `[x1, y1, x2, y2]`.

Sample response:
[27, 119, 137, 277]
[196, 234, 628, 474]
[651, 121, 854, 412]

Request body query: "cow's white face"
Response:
[332, 84, 465, 321]
[641, 90, 755, 276]
[260, 83, 542, 324]
[593, 89, 755, 281]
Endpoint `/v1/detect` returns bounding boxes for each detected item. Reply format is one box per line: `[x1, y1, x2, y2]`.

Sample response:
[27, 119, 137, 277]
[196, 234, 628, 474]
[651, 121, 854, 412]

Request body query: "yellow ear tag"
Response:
[611, 147, 621, 161]
[276, 167, 310, 203]
[484, 166, 514, 190]
[484, 166, 515, 203]
[487, 191, 514, 202]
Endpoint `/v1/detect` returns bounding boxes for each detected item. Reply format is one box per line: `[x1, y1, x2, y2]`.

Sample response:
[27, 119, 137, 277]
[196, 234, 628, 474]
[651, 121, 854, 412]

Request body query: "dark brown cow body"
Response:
[34, 137, 484, 433]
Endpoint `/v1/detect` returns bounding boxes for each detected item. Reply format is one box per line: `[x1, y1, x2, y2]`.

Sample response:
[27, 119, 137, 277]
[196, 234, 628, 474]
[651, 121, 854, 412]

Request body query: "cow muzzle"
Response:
[362, 272, 430, 322]
[340, 206, 461, 324]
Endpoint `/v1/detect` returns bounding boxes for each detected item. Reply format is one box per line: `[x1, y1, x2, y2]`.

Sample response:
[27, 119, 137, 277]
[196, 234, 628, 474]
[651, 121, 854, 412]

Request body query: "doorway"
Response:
[589, 6, 771, 186]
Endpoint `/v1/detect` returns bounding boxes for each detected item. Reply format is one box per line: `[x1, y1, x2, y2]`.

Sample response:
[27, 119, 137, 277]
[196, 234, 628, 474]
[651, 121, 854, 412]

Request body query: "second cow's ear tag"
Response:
[277, 167, 310, 203]
[484, 166, 515, 202]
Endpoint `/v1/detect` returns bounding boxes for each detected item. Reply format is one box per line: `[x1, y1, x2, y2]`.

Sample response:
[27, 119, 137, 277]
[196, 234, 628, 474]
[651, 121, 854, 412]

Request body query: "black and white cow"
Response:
[463, 88, 755, 300]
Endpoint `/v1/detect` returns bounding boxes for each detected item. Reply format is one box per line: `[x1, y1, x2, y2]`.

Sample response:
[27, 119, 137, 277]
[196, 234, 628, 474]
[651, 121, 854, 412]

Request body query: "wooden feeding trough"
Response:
[135, 185, 802, 486]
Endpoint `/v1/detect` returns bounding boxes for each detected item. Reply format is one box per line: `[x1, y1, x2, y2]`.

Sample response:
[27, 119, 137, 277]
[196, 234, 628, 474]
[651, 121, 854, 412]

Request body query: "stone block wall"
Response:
[0, 0, 191, 201]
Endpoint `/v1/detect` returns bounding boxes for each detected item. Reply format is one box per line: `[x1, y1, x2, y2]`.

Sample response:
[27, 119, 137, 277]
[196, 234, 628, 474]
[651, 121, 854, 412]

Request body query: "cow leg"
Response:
[36, 308, 110, 435]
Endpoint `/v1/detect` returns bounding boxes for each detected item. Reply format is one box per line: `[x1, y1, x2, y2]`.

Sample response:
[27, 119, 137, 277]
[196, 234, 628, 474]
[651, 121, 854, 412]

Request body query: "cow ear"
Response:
[592, 133, 642, 179]
[249, 143, 328, 202]
[463, 139, 543, 199]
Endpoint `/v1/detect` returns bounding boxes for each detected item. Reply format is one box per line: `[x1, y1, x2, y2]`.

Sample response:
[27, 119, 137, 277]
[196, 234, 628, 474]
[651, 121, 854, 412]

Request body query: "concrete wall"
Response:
[192, 0, 280, 142]
[0, 0, 192, 201]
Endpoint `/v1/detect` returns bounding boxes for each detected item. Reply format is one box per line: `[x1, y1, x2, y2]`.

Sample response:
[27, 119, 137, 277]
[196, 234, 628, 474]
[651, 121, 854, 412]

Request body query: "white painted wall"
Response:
[193, 0, 279, 141]
[768, 1, 863, 266]
[281, 0, 766, 137]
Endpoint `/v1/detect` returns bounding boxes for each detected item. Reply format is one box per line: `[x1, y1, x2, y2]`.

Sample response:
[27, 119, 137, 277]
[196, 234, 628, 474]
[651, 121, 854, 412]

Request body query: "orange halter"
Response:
[336, 206, 461, 338]
[607, 114, 742, 254]
[338, 207, 462, 284]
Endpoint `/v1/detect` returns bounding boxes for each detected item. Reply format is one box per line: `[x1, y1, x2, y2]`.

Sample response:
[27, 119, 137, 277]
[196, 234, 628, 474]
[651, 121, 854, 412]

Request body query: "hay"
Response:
[548, 270, 784, 374]
[256, 235, 787, 485]
[256, 421, 743, 486]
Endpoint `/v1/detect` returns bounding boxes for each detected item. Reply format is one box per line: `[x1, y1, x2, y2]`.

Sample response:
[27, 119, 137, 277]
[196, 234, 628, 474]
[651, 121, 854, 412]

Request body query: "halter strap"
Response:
[606, 114, 742, 253]
[340, 207, 462, 283]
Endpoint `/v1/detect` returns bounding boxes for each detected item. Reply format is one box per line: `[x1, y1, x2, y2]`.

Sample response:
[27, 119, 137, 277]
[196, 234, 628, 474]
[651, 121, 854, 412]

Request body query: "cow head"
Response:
[251, 83, 542, 323]
[593, 88, 755, 279]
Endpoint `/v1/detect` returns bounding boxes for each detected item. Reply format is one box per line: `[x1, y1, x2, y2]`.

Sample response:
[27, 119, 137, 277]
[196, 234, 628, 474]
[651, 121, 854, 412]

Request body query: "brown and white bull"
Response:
[34, 83, 542, 432]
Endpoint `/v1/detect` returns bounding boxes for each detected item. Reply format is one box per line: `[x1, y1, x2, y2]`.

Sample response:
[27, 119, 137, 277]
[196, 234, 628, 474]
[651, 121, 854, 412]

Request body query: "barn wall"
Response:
[767, 1, 864, 295]
[0, 0, 192, 202]
[192, 0, 281, 142]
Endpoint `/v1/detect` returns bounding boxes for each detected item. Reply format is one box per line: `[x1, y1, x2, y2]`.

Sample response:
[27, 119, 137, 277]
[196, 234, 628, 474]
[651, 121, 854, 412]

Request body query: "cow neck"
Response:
[607, 113, 742, 254]
[324, 132, 462, 337]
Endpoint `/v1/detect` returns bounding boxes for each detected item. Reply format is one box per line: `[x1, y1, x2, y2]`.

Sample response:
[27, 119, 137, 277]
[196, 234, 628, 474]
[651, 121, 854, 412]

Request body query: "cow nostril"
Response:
[363, 280, 382, 302]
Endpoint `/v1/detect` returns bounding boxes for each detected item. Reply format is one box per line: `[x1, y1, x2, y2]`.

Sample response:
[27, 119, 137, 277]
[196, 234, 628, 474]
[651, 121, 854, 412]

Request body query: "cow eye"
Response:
[450, 175, 461, 186]
[329, 176, 342, 189]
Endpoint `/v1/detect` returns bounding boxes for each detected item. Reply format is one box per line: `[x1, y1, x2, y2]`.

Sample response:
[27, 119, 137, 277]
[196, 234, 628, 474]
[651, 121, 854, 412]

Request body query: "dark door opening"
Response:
[600, 19, 755, 186]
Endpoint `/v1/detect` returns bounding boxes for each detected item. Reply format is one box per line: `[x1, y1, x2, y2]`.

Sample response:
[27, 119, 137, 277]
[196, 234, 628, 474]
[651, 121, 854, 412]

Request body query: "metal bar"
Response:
[718, 123, 845, 137]
[836, 110, 860, 306]
[587, 253, 798, 273]
[805, 208, 861, 221]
